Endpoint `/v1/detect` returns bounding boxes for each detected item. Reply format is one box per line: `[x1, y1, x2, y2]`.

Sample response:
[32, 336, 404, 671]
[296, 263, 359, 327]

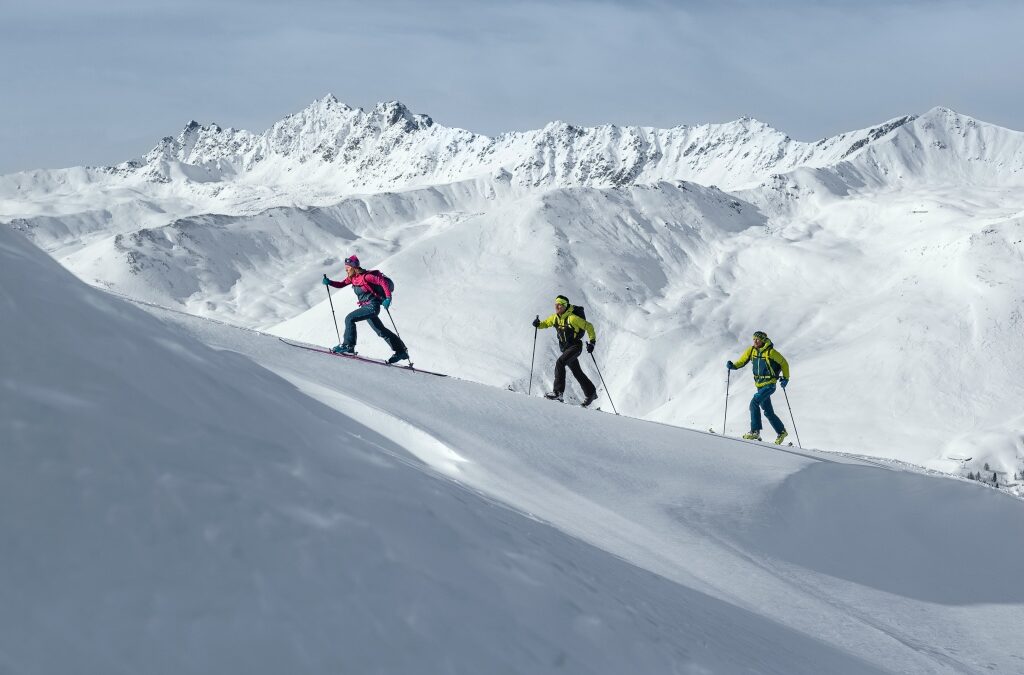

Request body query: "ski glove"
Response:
[532, 318, 541, 328]
[322, 276, 332, 286]
[382, 297, 391, 309]
[587, 341, 595, 354]
[779, 377, 788, 389]
[726, 361, 736, 370]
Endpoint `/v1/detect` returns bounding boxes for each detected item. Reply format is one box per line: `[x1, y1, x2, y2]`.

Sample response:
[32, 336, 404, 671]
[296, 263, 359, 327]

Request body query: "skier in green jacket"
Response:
[727, 331, 790, 444]
[533, 295, 598, 407]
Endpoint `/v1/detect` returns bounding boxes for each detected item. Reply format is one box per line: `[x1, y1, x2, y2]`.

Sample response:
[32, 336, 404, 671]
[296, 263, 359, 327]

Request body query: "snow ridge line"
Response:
[103, 287, 272, 337]
[107, 285, 916, 475]
[273, 370, 468, 476]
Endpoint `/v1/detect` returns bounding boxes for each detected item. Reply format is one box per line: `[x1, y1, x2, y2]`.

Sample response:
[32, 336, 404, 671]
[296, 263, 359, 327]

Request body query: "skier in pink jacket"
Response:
[322, 255, 408, 363]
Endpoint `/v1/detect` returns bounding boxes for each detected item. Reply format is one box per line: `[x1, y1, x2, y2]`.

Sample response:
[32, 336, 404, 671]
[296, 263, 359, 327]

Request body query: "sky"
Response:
[2, 0, 1023, 173]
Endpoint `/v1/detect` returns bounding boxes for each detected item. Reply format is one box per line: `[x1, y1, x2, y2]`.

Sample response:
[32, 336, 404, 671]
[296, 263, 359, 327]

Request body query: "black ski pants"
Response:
[553, 342, 596, 398]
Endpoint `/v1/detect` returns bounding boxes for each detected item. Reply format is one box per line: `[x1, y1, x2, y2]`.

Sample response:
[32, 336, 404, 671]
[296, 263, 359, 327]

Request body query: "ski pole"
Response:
[324, 275, 342, 346]
[762, 349, 801, 447]
[590, 353, 619, 415]
[723, 369, 731, 434]
[384, 307, 412, 365]
[781, 387, 803, 448]
[385, 307, 403, 342]
[528, 315, 539, 395]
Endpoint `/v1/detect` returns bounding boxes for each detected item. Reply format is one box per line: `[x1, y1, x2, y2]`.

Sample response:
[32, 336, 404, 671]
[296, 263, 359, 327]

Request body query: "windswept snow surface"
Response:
[3, 99, 1024, 484]
[4, 226, 1024, 674]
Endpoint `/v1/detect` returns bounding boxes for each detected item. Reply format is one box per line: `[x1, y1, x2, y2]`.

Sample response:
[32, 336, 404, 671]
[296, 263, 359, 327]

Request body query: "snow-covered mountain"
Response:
[9, 96, 1021, 221]
[4, 222, 1023, 674]
[3, 96, 1023, 487]
[121, 97, 1023, 193]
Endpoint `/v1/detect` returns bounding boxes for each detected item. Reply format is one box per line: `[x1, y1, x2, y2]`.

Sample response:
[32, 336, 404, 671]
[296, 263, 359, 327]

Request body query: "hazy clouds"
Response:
[2, 0, 1022, 172]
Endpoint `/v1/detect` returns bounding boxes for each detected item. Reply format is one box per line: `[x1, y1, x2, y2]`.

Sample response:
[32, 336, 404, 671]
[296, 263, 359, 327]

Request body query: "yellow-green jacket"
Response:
[733, 338, 790, 388]
[537, 306, 596, 349]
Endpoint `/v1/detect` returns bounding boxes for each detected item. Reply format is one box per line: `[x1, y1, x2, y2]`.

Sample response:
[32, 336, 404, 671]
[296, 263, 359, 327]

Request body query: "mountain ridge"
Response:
[4, 100, 1021, 220]
[127, 99, 1024, 190]
[125, 95, 921, 191]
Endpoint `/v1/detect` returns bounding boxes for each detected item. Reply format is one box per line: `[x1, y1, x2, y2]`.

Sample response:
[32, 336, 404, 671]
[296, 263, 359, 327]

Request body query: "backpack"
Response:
[556, 304, 587, 346]
[365, 269, 395, 296]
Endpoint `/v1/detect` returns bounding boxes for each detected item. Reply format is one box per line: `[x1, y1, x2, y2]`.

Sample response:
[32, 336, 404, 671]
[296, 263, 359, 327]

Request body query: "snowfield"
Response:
[4, 207, 1024, 674]
[4, 99, 1021, 481]
[3, 97, 1024, 671]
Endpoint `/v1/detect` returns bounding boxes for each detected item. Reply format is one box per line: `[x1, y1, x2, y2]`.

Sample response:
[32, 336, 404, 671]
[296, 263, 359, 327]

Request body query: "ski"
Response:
[708, 428, 792, 446]
[278, 338, 447, 378]
[545, 397, 604, 411]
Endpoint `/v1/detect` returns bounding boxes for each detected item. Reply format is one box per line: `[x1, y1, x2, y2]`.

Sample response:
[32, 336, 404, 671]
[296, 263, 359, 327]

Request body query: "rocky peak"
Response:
[371, 100, 433, 131]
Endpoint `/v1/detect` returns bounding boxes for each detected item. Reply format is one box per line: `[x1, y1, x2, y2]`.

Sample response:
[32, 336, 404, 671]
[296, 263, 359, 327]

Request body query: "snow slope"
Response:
[3, 99, 1024, 485]
[0, 213, 866, 674]
[4, 224, 1024, 674]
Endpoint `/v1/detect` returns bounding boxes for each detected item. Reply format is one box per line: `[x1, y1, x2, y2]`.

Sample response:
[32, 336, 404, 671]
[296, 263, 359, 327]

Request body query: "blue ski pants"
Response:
[750, 384, 786, 434]
[343, 303, 405, 352]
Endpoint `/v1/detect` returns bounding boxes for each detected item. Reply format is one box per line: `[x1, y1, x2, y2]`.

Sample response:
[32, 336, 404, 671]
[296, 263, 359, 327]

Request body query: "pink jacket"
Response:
[328, 270, 392, 306]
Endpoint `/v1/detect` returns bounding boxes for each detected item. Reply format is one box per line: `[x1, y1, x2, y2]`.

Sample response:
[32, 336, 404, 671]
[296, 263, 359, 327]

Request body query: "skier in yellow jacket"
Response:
[533, 295, 598, 406]
[727, 331, 790, 444]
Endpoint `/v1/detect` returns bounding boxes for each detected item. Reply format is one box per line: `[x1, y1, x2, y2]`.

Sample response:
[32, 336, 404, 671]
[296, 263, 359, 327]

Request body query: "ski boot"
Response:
[774, 431, 789, 445]
[742, 430, 761, 441]
[580, 392, 598, 408]
[332, 344, 356, 355]
[544, 392, 564, 402]
[387, 350, 409, 364]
